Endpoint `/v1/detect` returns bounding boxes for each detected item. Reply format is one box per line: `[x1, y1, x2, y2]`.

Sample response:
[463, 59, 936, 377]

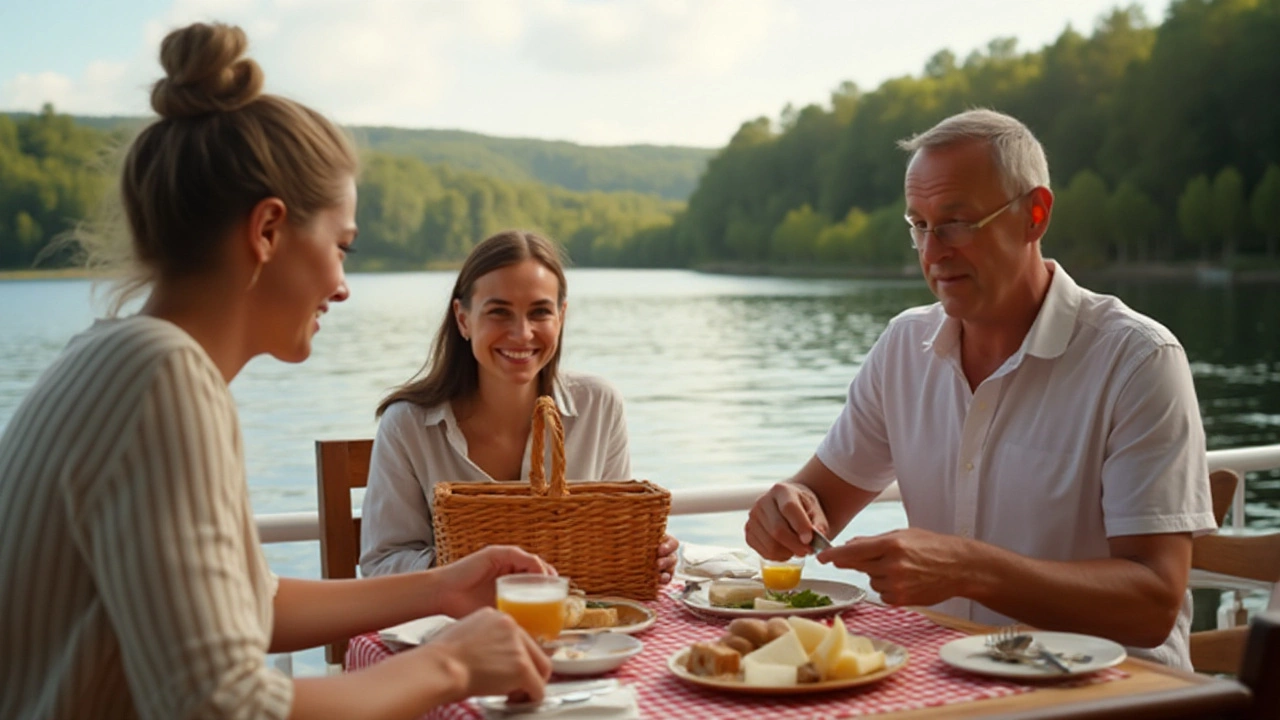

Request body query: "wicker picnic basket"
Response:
[432, 395, 671, 600]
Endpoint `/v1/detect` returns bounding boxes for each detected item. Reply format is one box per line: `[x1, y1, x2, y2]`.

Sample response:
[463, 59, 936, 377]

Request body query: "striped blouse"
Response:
[0, 316, 292, 719]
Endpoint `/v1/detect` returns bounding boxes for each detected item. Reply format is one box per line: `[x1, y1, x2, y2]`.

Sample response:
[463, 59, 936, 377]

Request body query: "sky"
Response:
[1, 0, 1172, 149]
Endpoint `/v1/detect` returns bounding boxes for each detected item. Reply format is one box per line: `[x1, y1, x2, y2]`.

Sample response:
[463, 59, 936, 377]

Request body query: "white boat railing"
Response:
[257, 444, 1279, 544]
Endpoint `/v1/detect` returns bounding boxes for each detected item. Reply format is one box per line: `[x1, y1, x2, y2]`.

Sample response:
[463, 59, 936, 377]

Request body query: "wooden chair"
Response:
[1239, 610, 1280, 720]
[1189, 469, 1280, 675]
[315, 438, 374, 666]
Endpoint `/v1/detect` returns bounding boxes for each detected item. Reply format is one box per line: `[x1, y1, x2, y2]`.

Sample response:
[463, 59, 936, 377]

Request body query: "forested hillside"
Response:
[0, 108, 681, 270]
[648, 0, 1280, 272]
[354, 127, 711, 200]
[2, 0, 1277, 273]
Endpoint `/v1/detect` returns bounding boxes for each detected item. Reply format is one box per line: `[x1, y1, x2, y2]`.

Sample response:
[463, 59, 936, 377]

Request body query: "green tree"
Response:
[770, 205, 828, 263]
[1107, 181, 1161, 263]
[1051, 170, 1111, 268]
[1212, 166, 1248, 263]
[1250, 164, 1280, 259]
[1177, 175, 1216, 260]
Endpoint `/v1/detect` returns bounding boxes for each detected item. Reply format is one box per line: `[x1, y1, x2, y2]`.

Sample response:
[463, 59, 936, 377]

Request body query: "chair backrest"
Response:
[1190, 468, 1280, 675]
[1239, 610, 1280, 720]
[315, 438, 374, 666]
[1209, 468, 1239, 527]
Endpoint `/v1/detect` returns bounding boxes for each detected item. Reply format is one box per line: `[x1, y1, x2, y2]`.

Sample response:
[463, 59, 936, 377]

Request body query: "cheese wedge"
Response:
[830, 648, 886, 679]
[810, 615, 848, 678]
[786, 616, 829, 653]
[743, 627, 809, 667]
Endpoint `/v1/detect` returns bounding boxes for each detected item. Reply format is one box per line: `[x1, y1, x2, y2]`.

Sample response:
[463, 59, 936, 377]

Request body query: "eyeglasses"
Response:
[905, 192, 1027, 250]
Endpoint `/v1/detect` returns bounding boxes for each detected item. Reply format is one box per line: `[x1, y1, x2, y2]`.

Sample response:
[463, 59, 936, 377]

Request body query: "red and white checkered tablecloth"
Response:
[347, 591, 1127, 719]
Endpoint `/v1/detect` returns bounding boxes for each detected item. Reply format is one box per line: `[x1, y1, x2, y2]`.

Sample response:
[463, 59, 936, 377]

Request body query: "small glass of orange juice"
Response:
[495, 574, 569, 642]
[759, 556, 805, 591]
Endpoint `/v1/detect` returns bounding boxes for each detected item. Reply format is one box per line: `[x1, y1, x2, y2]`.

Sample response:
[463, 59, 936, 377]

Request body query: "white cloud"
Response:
[3, 60, 136, 115]
[520, 0, 789, 77]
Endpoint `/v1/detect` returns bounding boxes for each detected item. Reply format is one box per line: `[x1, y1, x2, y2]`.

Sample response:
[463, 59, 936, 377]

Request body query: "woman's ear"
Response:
[452, 298, 471, 341]
[245, 197, 288, 264]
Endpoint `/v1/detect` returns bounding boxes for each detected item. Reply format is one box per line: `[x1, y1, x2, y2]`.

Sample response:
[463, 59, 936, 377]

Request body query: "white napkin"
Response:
[478, 686, 639, 719]
[676, 542, 758, 579]
[377, 615, 455, 649]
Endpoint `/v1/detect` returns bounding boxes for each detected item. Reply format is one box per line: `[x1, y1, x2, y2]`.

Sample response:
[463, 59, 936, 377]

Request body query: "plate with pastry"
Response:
[561, 595, 657, 635]
[668, 615, 907, 694]
[680, 578, 866, 620]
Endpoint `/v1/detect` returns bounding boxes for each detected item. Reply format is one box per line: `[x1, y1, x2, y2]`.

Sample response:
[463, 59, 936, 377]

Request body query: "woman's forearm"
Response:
[287, 648, 467, 720]
[271, 575, 438, 653]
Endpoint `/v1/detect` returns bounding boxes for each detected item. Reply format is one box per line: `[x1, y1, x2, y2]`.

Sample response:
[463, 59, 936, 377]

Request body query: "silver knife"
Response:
[810, 529, 834, 553]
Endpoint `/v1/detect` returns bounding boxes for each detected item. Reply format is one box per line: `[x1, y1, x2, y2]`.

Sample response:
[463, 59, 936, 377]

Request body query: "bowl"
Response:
[550, 633, 644, 676]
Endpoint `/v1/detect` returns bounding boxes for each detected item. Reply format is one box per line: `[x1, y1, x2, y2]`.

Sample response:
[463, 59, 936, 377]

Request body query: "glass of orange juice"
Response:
[760, 556, 805, 591]
[495, 574, 569, 642]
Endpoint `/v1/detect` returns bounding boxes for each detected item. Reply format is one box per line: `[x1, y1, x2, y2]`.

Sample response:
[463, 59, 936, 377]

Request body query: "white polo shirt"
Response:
[360, 370, 631, 577]
[817, 262, 1215, 669]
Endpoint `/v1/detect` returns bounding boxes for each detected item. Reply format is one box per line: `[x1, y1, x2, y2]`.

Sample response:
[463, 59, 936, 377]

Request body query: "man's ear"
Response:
[1027, 186, 1054, 242]
[245, 196, 289, 264]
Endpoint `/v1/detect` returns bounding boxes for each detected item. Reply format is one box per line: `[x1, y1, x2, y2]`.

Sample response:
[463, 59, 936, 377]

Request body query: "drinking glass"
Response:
[759, 556, 805, 591]
[495, 574, 569, 641]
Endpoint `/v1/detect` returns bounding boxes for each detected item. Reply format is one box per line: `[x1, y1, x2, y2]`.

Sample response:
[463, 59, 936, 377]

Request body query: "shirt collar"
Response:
[921, 260, 1080, 362]
[418, 374, 578, 427]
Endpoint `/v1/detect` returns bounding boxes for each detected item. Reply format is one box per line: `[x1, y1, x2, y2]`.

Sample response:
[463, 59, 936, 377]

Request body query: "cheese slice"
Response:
[708, 580, 766, 607]
[743, 628, 809, 667]
[742, 658, 799, 686]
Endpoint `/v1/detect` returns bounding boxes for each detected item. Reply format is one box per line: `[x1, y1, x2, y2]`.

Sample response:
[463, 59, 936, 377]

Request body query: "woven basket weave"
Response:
[432, 395, 671, 600]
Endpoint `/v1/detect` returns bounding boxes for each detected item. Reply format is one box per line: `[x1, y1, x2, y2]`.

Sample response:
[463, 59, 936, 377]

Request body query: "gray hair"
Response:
[897, 109, 1050, 194]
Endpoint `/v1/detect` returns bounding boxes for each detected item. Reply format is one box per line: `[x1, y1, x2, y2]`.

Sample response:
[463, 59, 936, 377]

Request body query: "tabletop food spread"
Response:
[352, 553, 1156, 719]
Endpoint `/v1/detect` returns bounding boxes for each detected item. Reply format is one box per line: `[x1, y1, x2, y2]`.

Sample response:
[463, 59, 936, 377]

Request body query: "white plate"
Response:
[562, 597, 657, 635]
[551, 634, 644, 676]
[680, 579, 867, 619]
[938, 631, 1127, 679]
[667, 634, 907, 695]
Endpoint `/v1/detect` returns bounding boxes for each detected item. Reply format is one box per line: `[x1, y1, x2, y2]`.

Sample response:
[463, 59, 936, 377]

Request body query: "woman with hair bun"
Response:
[0, 22, 552, 720]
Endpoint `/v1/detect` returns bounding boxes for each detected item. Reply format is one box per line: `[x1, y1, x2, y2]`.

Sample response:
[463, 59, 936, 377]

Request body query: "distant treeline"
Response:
[2, 0, 1278, 273]
[0, 108, 682, 270]
[642, 0, 1280, 271]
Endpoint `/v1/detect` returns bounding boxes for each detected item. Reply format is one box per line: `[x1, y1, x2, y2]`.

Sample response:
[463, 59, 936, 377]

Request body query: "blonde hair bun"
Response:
[150, 22, 264, 119]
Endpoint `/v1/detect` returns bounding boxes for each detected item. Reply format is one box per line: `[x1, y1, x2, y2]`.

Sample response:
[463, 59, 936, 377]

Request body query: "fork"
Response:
[985, 627, 1071, 674]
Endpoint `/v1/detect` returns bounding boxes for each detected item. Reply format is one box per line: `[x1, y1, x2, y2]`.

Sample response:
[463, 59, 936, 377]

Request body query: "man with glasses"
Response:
[745, 109, 1214, 669]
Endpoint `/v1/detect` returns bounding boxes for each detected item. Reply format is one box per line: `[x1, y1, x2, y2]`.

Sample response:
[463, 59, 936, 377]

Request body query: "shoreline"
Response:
[3, 263, 1278, 283]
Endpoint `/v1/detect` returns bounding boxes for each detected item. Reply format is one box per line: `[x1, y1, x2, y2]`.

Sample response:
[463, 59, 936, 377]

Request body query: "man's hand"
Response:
[745, 482, 830, 560]
[419, 607, 552, 703]
[656, 534, 678, 585]
[429, 546, 554, 618]
[818, 528, 971, 606]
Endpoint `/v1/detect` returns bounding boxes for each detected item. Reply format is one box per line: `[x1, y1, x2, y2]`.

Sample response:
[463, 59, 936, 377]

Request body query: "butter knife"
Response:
[810, 529, 834, 553]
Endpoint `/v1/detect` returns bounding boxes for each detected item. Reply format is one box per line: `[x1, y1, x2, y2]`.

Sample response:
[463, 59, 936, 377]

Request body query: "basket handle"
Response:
[529, 395, 567, 497]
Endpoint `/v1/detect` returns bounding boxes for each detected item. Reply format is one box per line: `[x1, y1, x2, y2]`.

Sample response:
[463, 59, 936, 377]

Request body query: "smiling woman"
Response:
[359, 229, 680, 582]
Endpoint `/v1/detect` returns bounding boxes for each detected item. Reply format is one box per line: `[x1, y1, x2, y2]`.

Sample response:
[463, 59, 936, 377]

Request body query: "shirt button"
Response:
[977, 402, 987, 411]
[965, 462, 974, 472]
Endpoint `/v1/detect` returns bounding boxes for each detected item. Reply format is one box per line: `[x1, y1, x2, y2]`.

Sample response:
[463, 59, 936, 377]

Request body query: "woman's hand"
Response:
[429, 546, 554, 618]
[656, 533, 679, 585]
[418, 607, 552, 704]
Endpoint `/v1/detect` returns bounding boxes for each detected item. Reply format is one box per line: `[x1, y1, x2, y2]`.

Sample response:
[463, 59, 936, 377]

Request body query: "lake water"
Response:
[2, 269, 1276, 672]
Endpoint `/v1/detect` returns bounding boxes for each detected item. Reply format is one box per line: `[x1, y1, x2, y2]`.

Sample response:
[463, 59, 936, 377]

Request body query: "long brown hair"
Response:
[377, 230, 569, 417]
[77, 22, 358, 313]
